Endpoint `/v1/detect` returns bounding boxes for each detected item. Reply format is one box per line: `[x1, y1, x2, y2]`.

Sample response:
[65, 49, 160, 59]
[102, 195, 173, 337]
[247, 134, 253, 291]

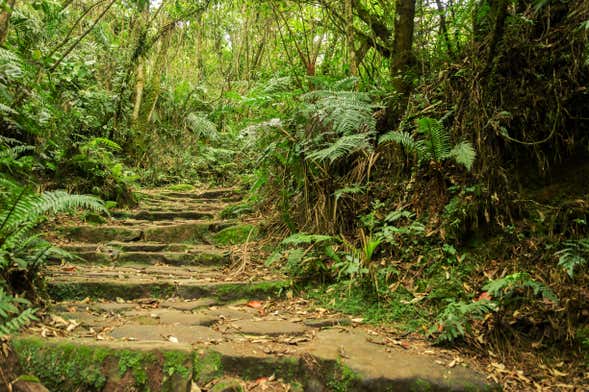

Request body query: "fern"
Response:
[378, 131, 422, 153]
[448, 142, 477, 171]
[431, 300, 495, 343]
[301, 90, 377, 136]
[483, 272, 558, 303]
[1, 183, 105, 293]
[555, 238, 589, 278]
[260, 76, 293, 94]
[379, 117, 476, 171]
[281, 232, 336, 246]
[306, 133, 373, 163]
[334, 185, 365, 201]
[186, 112, 218, 141]
[417, 117, 451, 161]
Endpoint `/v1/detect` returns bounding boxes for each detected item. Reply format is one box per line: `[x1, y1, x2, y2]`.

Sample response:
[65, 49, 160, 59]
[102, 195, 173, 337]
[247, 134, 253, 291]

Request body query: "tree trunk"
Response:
[386, 0, 416, 129]
[131, 59, 145, 124]
[0, 0, 16, 45]
[345, 0, 357, 76]
[435, 0, 454, 56]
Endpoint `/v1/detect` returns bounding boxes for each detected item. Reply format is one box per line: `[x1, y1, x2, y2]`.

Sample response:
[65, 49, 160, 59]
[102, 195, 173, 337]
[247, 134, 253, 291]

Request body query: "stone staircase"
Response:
[7, 188, 497, 391]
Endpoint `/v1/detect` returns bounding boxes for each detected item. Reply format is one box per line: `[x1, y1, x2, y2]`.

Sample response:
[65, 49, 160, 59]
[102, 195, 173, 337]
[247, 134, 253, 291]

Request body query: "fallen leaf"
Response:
[246, 300, 263, 309]
[477, 292, 492, 301]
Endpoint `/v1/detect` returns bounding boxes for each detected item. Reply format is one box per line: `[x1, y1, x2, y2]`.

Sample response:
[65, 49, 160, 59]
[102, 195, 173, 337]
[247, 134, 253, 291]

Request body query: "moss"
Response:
[212, 224, 258, 246]
[326, 361, 361, 392]
[14, 375, 41, 383]
[194, 350, 223, 384]
[10, 337, 187, 391]
[163, 351, 191, 379]
[12, 337, 109, 391]
[48, 281, 177, 301]
[166, 184, 195, 191]
[118, 350, 153, 385]
[210, 378, 245, 392]
[410, 378, 432, 392]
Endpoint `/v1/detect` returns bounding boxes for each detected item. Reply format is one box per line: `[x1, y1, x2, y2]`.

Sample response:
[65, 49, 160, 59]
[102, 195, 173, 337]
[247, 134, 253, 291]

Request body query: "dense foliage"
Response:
[0, 0, 588, 386]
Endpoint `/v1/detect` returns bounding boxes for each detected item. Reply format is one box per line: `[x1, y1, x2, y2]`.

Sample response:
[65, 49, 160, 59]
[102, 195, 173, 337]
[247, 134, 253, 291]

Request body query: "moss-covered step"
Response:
[10, 336, 194, 392]
[146, 187, 242, 199]
[110, 210, 215, 221]
[47, 276, 288, 301]
[211, 224, 259, 246]
[58, 221, 235, 243]
[61, 242, 221, 253]
[59, 249, 229, 266]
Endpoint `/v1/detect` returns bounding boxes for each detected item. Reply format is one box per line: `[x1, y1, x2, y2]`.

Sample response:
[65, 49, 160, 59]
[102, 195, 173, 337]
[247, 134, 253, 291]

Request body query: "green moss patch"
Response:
[11, 337, 193, 392]
[212, 224, 258, 246]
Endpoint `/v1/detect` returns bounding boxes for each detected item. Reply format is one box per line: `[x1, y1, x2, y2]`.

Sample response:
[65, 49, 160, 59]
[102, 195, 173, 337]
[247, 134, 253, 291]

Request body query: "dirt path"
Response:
[8, 188, 497, 391]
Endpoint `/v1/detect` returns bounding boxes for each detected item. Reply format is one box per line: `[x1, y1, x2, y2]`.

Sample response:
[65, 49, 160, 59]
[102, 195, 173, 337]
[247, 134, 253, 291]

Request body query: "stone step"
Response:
[10, 331, 497, 391]
[61, 242, 220, 253]
[58, 220, 235, 243]
[138, 188, 243, 202]
[61, 249, 229, 266]
[47, 270, 288, 301]
[110, 210, 215, 221]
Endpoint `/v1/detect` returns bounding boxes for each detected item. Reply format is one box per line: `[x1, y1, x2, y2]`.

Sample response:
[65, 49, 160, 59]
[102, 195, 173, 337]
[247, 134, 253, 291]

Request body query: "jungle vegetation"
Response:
[0, 0, 588, 387]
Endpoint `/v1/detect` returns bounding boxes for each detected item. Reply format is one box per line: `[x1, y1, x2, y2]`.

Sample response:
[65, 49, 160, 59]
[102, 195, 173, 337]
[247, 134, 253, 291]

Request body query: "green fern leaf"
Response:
[306, 134, 372, 163]
[448, 141, 476, 171]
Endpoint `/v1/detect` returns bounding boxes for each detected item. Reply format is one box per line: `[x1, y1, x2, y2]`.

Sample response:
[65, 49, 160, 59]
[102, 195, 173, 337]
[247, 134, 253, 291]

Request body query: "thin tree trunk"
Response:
[0, 0, 16, 45]
[345, 0, 357, 76]
[131, 59, 145, 124]
[386, 0, 416, 129]
[435, 0, 454, 56]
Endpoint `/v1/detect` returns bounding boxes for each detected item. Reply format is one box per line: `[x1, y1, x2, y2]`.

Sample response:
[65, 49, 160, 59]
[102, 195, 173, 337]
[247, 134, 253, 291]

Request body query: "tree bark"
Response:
[386, 0, 416, 129]
[0, 0, 16, 45]
[345, 0, 357, 76]
[131, 59, 145, 123]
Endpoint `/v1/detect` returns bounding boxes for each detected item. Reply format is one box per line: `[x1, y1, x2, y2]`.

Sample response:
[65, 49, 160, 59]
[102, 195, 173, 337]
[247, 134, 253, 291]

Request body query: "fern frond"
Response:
[334, 185, 365, 200]
[186, 112, 218, 141]
[35, 191, 105, 215]
[447, 141, 476, 171]
[0, 307, 37, 337]
[282, 233, 336, 246]
[85, 137, 121, 152]
[483, 272, 558, 303]
[301, 90, 376, 135]
[379, 131, 417, 149]
[260, 76, 293, 94]
[306, 133, 372, 163]
[417, 117, 450, 161]
[555, 238, 589, 278]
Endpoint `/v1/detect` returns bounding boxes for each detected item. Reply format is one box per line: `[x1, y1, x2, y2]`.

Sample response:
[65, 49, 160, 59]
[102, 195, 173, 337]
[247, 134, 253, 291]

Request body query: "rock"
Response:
[12, 378, 49, 392]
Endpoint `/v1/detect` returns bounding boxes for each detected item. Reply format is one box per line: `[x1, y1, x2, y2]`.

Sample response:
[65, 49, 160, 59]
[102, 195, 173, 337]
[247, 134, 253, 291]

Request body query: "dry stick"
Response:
[47, 0, 108, 60]
[0, 365, 10, 392]
[49, 0, 118, 73]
